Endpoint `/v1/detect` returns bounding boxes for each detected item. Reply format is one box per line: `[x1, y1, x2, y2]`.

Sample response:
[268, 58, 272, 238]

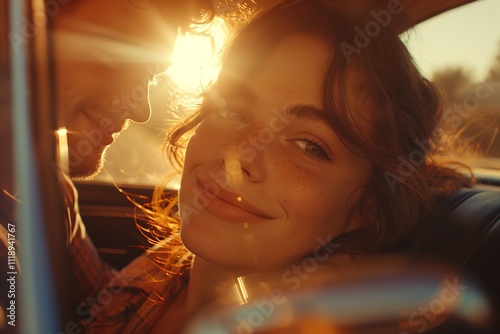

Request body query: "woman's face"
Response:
[179, 34, 373, 270]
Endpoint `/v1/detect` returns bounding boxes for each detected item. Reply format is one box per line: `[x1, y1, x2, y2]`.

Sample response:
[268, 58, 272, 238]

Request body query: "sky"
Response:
[404, 0, 500, 82]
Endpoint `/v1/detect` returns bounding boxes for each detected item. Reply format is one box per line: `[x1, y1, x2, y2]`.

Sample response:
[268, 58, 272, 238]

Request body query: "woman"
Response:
[80, 1, 470, 332]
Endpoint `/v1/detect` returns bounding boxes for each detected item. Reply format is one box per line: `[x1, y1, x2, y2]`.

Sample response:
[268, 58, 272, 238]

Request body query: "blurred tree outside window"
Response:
[404, 1, 500, 171]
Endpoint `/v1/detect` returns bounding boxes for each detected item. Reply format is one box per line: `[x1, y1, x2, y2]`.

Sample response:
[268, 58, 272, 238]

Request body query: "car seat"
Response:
[405, 187, 500, 333]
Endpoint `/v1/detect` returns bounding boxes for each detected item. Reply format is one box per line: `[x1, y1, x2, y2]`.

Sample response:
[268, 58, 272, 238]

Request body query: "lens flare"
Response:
[225, 145, 243, 187]
[167, 18, 228, 96]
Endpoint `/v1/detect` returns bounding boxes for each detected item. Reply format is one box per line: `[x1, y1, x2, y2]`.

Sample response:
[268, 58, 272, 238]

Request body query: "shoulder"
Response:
[79, 243, 191, 333]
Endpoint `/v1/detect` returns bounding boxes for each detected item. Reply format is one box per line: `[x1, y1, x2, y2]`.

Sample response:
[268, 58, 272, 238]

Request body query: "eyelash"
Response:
[290, 138, 332, 161]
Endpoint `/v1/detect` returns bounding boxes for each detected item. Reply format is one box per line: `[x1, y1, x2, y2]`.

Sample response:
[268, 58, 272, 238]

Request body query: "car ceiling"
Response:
[257, 0, 477, 32]
[400, 0, 476, 27]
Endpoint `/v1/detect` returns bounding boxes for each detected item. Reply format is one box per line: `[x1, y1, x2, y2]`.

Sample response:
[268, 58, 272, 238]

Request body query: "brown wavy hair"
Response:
[151, 0, 472, 261]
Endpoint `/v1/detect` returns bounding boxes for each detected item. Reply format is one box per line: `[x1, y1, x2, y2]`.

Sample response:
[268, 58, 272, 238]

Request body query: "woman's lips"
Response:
[197, 179, 274, 223]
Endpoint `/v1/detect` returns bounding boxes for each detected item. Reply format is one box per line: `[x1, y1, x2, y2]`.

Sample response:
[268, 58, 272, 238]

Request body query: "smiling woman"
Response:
[127, 0, 473, 331]
[178, 33, 374, 269]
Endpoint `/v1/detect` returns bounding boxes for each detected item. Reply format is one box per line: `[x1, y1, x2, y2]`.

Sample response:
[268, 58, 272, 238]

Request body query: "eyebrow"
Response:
[285, 104, 331, 125]
[217, 82, 330, 124]
[218, 80, 258, 104]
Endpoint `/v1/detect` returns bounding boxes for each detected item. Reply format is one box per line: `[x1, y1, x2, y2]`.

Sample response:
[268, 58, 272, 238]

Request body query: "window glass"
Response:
[404, 1, 500, 173]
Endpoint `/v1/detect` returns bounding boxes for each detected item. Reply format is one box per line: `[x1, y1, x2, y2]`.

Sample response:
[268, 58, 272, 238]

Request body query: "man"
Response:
[51, 0, 213, 178]
[51, 0, 215, 305]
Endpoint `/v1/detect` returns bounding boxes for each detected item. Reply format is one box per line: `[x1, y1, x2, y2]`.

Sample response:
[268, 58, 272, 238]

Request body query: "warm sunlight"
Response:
[167, 19, 229, 96]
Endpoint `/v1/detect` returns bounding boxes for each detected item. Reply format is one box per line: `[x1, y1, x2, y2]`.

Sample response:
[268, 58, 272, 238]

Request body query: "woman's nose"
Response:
[219, 141, 265, 186]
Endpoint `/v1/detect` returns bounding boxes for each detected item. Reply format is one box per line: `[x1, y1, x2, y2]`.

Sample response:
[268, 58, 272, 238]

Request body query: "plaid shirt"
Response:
[65, 178, 188, 333]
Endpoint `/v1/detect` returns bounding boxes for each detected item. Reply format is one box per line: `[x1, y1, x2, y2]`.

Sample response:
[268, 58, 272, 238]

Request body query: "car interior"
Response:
[1, 0, 499, 333]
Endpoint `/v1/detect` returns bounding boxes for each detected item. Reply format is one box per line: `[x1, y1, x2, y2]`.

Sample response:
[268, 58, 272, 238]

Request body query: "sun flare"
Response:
[167, 19, 229, 95]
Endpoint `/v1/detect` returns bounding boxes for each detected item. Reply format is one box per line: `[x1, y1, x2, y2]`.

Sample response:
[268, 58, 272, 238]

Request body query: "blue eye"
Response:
[292, 139, 332, 161]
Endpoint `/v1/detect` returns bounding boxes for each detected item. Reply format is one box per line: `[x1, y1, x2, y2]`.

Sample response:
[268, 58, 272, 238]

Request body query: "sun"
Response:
[167, 18, 229, 96]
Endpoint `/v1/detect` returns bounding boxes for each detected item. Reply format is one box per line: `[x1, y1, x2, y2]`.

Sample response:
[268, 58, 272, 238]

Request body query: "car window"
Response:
[91, 0, 500, 187]
[403, 0, 500, 175]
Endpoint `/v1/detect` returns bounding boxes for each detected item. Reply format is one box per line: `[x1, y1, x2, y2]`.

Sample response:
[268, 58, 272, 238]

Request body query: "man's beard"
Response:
[68, 147, 108, 181]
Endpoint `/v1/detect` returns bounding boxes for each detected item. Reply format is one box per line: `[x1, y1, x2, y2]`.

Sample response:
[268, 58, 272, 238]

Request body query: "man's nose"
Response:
[128, 98, 151, 124]
[126, 79, 152, 124]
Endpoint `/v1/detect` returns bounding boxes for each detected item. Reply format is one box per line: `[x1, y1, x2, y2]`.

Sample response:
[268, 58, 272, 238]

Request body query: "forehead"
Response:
[225, 34, 333, 109]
